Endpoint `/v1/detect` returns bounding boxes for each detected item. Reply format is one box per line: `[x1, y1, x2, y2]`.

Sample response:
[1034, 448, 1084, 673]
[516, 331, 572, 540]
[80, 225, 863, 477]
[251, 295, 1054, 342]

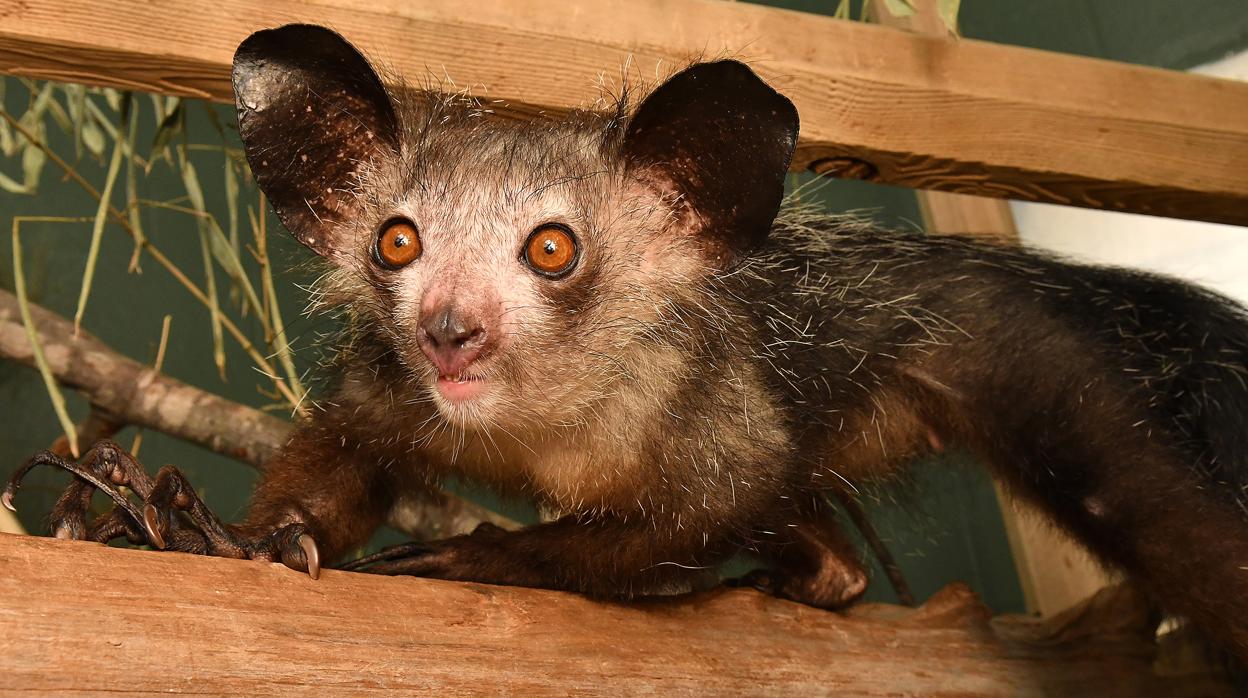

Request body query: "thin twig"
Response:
[73, 99, 128, 334]
[833, 487, 917, 607]
[250, 196, 305, 400]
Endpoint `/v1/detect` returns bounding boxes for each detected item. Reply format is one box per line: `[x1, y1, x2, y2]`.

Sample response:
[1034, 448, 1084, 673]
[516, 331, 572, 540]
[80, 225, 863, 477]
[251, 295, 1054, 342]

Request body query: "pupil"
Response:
[543, 239, 557, 255]
[393, 234, 408, 248]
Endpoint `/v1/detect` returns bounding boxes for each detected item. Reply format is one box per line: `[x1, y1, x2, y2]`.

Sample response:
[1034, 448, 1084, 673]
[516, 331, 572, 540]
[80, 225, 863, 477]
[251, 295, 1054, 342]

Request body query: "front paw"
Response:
[4, 440, 322, 578]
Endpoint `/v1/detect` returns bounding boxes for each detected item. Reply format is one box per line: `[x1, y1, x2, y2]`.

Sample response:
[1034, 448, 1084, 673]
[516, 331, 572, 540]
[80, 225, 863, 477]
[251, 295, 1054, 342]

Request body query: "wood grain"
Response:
[0, 0, 1246, 226]
[0, 533, 1232, 696]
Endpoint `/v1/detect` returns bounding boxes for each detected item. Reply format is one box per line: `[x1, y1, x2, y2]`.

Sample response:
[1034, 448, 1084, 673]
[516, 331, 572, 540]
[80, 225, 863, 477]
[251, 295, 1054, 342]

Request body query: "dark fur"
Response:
[736, 216, 1248, 649]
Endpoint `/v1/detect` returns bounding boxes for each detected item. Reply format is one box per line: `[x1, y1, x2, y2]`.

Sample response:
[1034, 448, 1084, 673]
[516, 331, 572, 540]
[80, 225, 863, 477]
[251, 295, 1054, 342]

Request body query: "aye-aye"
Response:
[7, 24, 1248, 657]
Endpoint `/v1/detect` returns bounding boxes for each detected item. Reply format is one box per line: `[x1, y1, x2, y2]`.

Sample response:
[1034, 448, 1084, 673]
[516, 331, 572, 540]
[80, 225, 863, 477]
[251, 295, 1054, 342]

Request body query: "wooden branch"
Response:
[0, 288, 509, 538]
[0, 534, 1230, 695]
[0, 288, 287, 467]
[0, 1, 1246, 226]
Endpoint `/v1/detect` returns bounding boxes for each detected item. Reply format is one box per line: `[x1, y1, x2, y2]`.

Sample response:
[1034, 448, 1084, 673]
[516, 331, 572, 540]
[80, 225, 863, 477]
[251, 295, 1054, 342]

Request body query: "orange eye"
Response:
[523, 224, 579, 278]
[375, 219, 422, 269]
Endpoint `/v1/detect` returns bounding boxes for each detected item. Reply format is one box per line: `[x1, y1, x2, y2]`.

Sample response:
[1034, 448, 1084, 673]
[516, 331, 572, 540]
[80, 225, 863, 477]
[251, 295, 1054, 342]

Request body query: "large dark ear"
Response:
[232, 24, 399, 257]
[622, 61, 798, 265]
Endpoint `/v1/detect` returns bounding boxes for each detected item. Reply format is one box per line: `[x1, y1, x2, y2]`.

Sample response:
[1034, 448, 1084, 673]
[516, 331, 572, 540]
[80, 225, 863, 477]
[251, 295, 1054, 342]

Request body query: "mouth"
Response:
[435, 372, 487, 403]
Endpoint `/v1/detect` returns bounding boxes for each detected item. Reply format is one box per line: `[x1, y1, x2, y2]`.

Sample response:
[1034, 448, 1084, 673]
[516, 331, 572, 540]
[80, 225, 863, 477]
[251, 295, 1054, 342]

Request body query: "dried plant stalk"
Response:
[11, 216, 95, 457]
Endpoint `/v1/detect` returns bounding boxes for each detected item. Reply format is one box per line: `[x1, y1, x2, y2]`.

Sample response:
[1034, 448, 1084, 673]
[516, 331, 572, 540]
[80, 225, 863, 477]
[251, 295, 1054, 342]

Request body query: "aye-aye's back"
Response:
[739, 211, 1248, 513]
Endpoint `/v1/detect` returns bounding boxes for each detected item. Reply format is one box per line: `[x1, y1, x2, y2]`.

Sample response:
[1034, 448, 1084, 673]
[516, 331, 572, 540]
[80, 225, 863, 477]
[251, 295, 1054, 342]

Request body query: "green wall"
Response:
[2, 2, 1246, 613]
[0, 100, 304, 527]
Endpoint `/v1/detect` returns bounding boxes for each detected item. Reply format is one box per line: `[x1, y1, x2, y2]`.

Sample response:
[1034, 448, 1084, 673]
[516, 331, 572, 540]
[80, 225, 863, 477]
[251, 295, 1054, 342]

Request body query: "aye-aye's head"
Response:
[232, 25, 797, 432]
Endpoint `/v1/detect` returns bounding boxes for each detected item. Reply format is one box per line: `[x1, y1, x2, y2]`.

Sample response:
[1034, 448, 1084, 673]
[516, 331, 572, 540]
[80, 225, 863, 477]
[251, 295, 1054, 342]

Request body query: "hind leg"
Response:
[772, 513, 871, 608]
[996, 439, 1248, 660]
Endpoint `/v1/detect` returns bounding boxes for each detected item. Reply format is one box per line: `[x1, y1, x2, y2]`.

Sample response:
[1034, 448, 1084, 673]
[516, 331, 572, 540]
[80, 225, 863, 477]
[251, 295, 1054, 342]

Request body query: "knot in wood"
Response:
[809, 157, 879, 182]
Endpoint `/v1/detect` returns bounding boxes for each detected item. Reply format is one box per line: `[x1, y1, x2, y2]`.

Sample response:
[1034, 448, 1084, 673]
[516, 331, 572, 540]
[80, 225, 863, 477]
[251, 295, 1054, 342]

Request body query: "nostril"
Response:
[420, 306, 487, 355]
[459, 326, 486, 347]
[445, 315, 482, 345]
[417, 314, 493, 373]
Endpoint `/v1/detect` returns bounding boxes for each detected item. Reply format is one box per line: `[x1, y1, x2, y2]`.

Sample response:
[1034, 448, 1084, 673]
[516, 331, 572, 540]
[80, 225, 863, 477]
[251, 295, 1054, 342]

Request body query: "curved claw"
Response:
[268, 525, 320, 579]
[3, 454, 42, 512]
[298, 534, 321, 580]
[142, 504, 167, 550]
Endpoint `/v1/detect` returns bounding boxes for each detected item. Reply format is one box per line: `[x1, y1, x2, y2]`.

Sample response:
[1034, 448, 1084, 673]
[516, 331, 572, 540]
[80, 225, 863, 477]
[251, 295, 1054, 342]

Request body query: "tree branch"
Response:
[0, 287, 287, 465]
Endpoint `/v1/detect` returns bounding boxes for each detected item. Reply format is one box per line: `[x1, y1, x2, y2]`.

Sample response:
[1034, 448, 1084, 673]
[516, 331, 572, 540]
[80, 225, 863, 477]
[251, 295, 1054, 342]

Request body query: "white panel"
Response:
[1012, 49, 1248, 302]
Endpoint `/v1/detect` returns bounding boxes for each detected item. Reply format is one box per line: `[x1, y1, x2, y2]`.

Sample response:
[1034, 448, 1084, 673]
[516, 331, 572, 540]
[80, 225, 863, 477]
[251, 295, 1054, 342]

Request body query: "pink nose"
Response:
[417, 305, 490, 375]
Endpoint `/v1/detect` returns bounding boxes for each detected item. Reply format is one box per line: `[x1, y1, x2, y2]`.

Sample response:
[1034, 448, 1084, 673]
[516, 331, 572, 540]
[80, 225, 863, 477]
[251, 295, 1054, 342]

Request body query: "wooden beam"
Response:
[0, 0, 1246, 226]
[0, 533, 1232, 695]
